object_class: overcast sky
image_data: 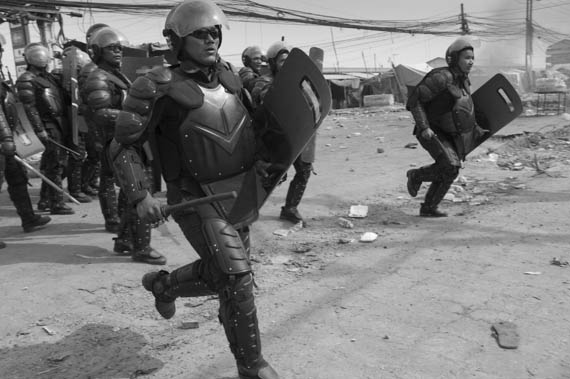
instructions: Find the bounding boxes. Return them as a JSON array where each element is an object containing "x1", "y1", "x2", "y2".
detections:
[{"x1": 1, "y1": 0, "x2": 569, "y2": 74}]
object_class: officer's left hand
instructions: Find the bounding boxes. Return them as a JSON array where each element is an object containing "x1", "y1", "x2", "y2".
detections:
[
  {"x1": 136, "y1": 192, "x2": 164, "y2": 223},
  {"x1": 0, "y1": 141, "x2": 16, "y2": 156},
  {"x1": 254, "y1": 160, "x2": 271, "y2": 178}
]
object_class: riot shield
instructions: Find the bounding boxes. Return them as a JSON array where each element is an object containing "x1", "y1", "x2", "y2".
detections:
[
  {"x1": 261, "y1": 47, "x2": 331, "y2": 186},
  {"x1": 13, "y1": 102, "x2": 45, "y2": 158},
  {"x1": 465, "y1": 73, "x2": 523, "y2": 155}
]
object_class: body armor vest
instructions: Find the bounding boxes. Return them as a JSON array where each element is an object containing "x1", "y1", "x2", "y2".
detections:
[{"x1": 158, "y1": 83, "x2": 255, "y2": 183}]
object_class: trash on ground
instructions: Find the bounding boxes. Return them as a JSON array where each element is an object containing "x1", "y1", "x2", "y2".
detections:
[
  {"x1": 404, "y1": 142, "x2": 417, "y2": 149},
  {"x1": 360, "y1": 232, "x2": 378, "y2": 242},
  {"x1": 349, "y1": 205, "x2": 368, "y2": 218},
  {"x1": 338, "y1": 238, "x2": 356, "y2": 244},
  {"x1": 550, "y1": 257, "x2": 569, "y2": 267},
  {"x1": 179, "y1": 321, "x2": 199, "y2": 329},
  {"x1": 523, "y1": 271, "x2": 542, "y2": 275},
  {"x1": 491, "y1": 321, "x2": 519, "y2": 349},
  {"x1": 42, "y1": 326, "x2": 56, "y2": 336},
  {"x1": 338, "y1": 217, "x2": 354, "y2": 229}
]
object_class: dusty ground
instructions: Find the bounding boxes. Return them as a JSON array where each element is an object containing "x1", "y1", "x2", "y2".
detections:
[{"x1": 1, "y1": 106, "x2": 570, "y2": 379}]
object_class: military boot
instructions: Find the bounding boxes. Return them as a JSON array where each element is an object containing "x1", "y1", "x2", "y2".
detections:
[
  {"x1": 238, "y1": 359, "x2": 280, "y2": 379},
  {"x1": 98, "y1": 179, "x2": 120, "y2": 232},
  {"x1": 130, "y1": 213, "x2": 166, "y2": 265},
  {"x1": 37, "y1": 181, "x2": 50, "y2": 212},
  {"x1": 67, "y1": 157, "x2": 92, "y2": 203},
  {"x1": 142, "y1": 270, "x2": 177, "y2": 319},
  {"x1": 9, "y1": 184, "x2": 52, "y2": 232},
  {"x1": 279, "y1": 206, "x2": 304, "y2": 224},
  {"x1": 406, "y1": 169, "x2": 422, "y2": 197},
  {"x1": 420, "y1": 180, "x2": 451, "y2": 218}
]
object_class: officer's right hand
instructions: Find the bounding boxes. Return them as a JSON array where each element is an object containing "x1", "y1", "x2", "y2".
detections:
[
  {"x1": 136, "y1": 192, "x2": 164, "y2": 223},
  {"x1": 0, "y1": 141, "x2": 16, "y2": 156},
  {"x1": 421, "y1": 128, "x2": 435, "y2": 139},
  {"x1": 37, "y1": 130, "x2": 49, "y2": 144}
]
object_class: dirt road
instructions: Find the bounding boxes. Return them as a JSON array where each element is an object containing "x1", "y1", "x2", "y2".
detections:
[{"x1": 1, "y1": 108, "x2": 569, "y2": 379}]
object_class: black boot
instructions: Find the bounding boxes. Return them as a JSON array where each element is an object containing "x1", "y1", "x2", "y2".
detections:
[
  {"x1": 129, "y1": 210, "x2": 166, "y2": 265},
  {"x1": 281, "y1": 161, "x2": 311, "y2": 224},
  {"x1": 420, "y1": 203, "x2": 448, "y2": 217},
  {"x1": 142, "y1": 264, "x2": 213, "y2": 319},
  {"x1": 98, "y1": 176, "x2": 120, "y2": 232},
  {"x1": 406, "y1": 169, "x2": 422, "y2": 197},
  {"x1": 23, "y1": 215, "x2": 52, "y2": 233},
  {"x1": 420, "y1": 178, "x2": 453, "y2": 218},
  {"x1": 142, "y1": 270, "x2": 177, "y2": 319},
  {"x1": 67, "y1": 156, "x2": 92, "y2": 203},
  {"x1": 51, "y1": 202, "x2": 75, "y2": 215},
  {"x1": 280, "y1": 206, "x2": 304, "y2": 224},
  {"x1": 37, "y1": 181, "x2": 50, "y2": 212},
  {"x1": 9, "y1": 184, "x2": 52, "y2": 232}
]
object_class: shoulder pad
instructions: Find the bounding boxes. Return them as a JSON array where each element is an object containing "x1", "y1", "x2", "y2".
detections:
[
  {"x1": 166, "y1": 68, "x2": 203, "y2": 109},
  {"x1": 83, "y1": 69, "x2": 111, "y2": 93},
  {"x1": 16, "y1": 71, "x2": 36, "y2": 84},
  {"x1": 417, "y1": 68, "x2": 453, "y2": 102},
  {"x1": 146, "y1": 66, "x2": 173, "y2": 85},
  {"x1": 79, "y1": 62, "x2": 98, "y2": 83},
  {"x1": 218, "y1": 63, "x2": 242, "y2": 94}
]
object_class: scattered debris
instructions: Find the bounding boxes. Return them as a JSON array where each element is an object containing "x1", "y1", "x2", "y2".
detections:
[
  {"x1": 338, "y1": 238, "x2": 356, "y2": 244},
  {"x1": 377, "y1": 147, "x2": 384, "y2": 153},
  {"x1": 524, "y1": 271, "x2": 542, "y2": 275},
  {"x1": 359, "y1": 232, "x2": 378, "y2": 242},
  {"x1": 292, "y1": 243, "x2": 313, "y2": 254},
  {"x1": 404, "y1": 142, "x2": 417, "y2": 149},
  {"x1": 348, "y1": 205, "x2": 368, "y2": 218},
  {"x1": 550, "y1": 257, "x2": 569, "y2": 267},
  {"x1": 491, "y1": 321, "x2": 519, "y2": 349},
  {"x1": 338, "y1": 217, "x2": 354, "y2": 229},
  {"x1": 179, "y1": 321, "x2": 200, "y2": 330},
  {"x1": 42, "y1": 326, "x2": 56, "y2": 336}
]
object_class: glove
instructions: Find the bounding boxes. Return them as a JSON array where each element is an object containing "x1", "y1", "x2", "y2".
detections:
[
  {"x1": 0, "y1": 141, "x2": 16, "y2": 156},
  {"x1": 135, "y1": 192, "x2": 164, "y2": 223},
  {"x1": 421, "y1": 128, "x2": 435, "y2": 140},
  {"x1": 254, "y1": 160, "x2": 272, "y2": 178}
]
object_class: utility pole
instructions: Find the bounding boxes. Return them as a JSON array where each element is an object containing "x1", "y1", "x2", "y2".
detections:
[
  {"x1": 525, "y1": 0, "x2": 534, "y2": 75},
  {"x1": 460, "y1": 4, "x2": 470, "y2": 34}
]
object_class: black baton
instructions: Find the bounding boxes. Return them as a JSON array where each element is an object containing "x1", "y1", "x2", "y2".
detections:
[{"x1": 161, "y1": 191, "x2": 237, "y2": 217}]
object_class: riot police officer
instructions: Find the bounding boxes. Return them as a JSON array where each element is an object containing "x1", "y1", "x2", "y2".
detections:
[
  {"x1": 251, "y1": 41, "x2": 315, "y2": 226},
  {"x1": 79, "y1": 23, "x2": 109, "y2": 197},
  {"x1": 406, "y1": 37, "x2": 485, "y2": 217},
  {"x1": 108, "y1": 1, "x2": 279, "y2": 377},
  {"x1": 239, "y1": 45, "x2": 264, "y2": 92},
  {"x1": 82, "y1": 27, "x2": 164, "y2": 262},
  {"x1": 1, "y1": 37, "x2": 51, "y2": 236},
  {"x1": 16, "y1": 43, "x2": 75, "y2": 215}
]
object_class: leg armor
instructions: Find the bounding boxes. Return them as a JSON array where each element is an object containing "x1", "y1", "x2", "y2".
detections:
[
  {"x1": 5, "y1": 156, "x2": 35, "y2": 225},
  {"x1": 98, "y1": 146, "x2": 120, "y2": 230},
  {"x1": 423, "y1": 164, "x2": 460, "y2": 210}
]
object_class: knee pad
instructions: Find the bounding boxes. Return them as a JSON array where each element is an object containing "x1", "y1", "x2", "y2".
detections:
[{"x1": 203, "y1": 218, "x2": 251, "y2": 275}]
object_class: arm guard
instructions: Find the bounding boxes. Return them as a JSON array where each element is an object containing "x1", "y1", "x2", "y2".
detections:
[
  {"x1": 83, "y1": 70, "x2": 120, "y2": 137},
  {"x1": 110, "y1": 67, "x2": 171, "y2": 203},
  {"x1": 108, "y1": 138, "x2": 150, "y2": 204},
  {"x1": 0, "y1": 108, "x2": 13, "y2": 142},
  {"x1": 16, "y1": 73, "x2": 46, "y2": 134}
]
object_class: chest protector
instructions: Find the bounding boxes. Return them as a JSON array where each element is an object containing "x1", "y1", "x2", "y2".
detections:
[{"x1": 168, "y1": 83, "x2": 255, "y2": 183}]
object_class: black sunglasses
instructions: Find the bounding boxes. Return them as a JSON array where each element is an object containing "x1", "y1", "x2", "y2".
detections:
[
  {"x1": 104, "y1": 44, "x2": 123, "y2": 53},
  {"x1": 189, "y1": 28, "x2": 220, "y2": 41}
]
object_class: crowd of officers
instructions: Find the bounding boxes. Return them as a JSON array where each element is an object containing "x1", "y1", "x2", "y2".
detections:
[
  {"x1": 0, "y1": 0, "x2": 479, "y2": 376},
  {"x1": 0, "y1": 21, "x2": 315, "y2": 257}
]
